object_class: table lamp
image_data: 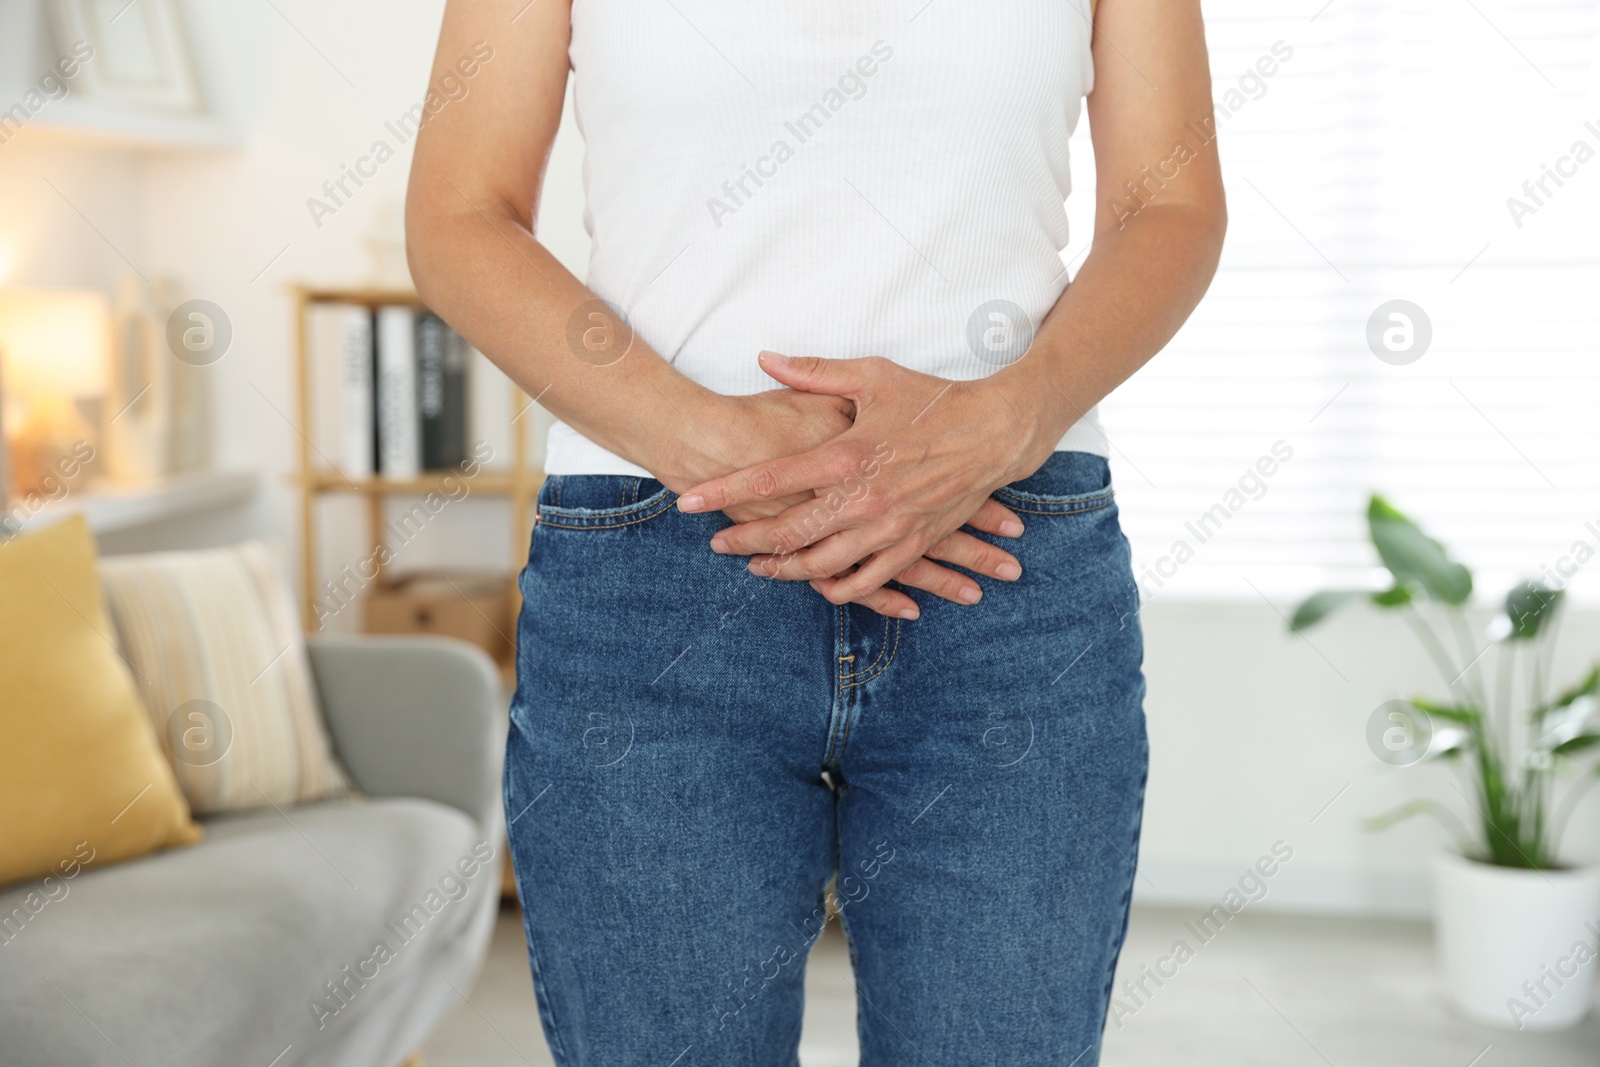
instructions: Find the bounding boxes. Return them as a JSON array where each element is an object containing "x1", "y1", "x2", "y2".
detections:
[{"x1": 0, "y1": 289, "x2": 109, "y2": 498}]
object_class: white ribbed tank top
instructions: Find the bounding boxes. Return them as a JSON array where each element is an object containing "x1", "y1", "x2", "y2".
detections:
[{"x1": 549, "y1": 1, "x2": 1104, "y2": 475}]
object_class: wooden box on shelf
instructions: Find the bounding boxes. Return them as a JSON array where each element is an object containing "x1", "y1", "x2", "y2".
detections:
[{"x1": 364, "y1": 570, "x2": 516, "y2": 667}]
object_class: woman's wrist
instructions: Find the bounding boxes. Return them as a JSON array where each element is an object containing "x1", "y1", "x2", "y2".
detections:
[
  {"x1": 971, "y1": 361, "x2": 1068, "y2": 485},
  {"x1": 631, "y1": 377, "x2": 741, "y2": 493}
]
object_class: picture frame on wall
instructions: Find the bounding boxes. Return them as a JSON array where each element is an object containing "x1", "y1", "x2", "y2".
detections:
[{"x1": 48, "y1": 0, "x2": 201, "y2": 113}]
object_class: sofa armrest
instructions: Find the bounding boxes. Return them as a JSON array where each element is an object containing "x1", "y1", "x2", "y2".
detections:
[{"x1": 307, "y1": 635, "x2": 505, "y2": 836}]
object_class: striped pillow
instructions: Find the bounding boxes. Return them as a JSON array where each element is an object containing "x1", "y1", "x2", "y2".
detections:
[{"x1": 99, "y1": 542, "x2": 350, "y2": 814}]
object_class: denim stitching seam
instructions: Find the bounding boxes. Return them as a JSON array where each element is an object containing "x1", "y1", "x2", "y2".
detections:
[
  {"x1": 824, "y1": 604, "x2": 850, "y2": 767},
  {"x1": 842, "y1": 617, "x2": 900, "y2": 690},
  {"x1": 990, "y1": 487, "x2": 1115, "y2": 516},
  {"x1": 1097, "y1": 758, "x2": 1149, "y2": 1031},
  {"x1": 521, "y1": 922, "x2": 573, "y2": 1066},
  {"x1": 535, "y1": 494, "x2": 677, "y2": 530},
  {"x1": 841, "y1": 616, "x2": 892, "y2": 679}
]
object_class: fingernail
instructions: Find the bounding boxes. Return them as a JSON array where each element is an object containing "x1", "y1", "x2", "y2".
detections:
[
  {"x1": 999, "y1": 520, "x2": 1025, "y2": 537},
  {"x1": 959, "y1": 586, "x2": 982, "y2": 604},
  {"x1": 899, "y1": 608, "x2": 919, "y2": 621},
  {"x1": 678, "y1": 494, "x2": 704, "y2": 512},
  {"x1": 758, "y1": 350, "x2": 788, "y2": 364},
  {"x1": 710, "y1": 537, "x2": 730, "y2": 554},
  {"x1": 997, "y1": 562, "x2": 1022, "y2": 581}
]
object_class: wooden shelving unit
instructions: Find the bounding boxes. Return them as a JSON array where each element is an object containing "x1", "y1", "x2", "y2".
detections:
[
  {"x1": 301, "y1": 471, "x2": 526, "y2": 494},
  {"x1": 290, "y1": 285, "x2": 540, "y2": 648}
]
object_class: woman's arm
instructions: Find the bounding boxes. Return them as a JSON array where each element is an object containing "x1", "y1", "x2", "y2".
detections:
[
  {"x1": 991, "y1": 0, "x2": 1227, "y2": 467},
  {"x1": 405, "y1": 0, "x2": 732, "y2": 485},
  {"x1": 680, "y1": 0, "x2": 1227, "y2": 604},
  {"x1": 406, "y1": 0, "x2": 1027, "y2": 617}
]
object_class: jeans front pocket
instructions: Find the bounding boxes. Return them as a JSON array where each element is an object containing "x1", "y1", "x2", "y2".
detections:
[
  {"x1": 533, "y1": 475, "x2": 678, "y2": 531},
  {"x1": 992, "y1": 451, "x2": 1114, "y2": 517}
]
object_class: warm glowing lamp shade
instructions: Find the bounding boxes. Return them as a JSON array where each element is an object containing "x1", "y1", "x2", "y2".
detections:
[
  {"x1": 0, "y1": 290, "x2": 111, "y2": 400},
  {"x1": 0, "y1": 289, "x2": 111, "y2": 499}
]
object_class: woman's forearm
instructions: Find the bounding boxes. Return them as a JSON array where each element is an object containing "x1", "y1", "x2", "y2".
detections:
[
  {"x1": 987, "y1": 0, "x2": 1224, "y2": 475},
  {"x1": 405, "y1": 197, "x2": 720, "y2": 487},
  {"x1": 990, "y1": 200, "x2": 1227, "y2": 477},
  {"x1": 402, "y1": 2, "x2": 726, "y2": 488}
]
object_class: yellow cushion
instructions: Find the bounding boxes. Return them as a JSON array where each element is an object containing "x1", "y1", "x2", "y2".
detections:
[{"x1": 0, "y1": 515, "x2": 200, "y2": 887}]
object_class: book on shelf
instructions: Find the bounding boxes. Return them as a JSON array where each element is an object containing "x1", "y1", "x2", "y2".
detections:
[
  {"x1": 307, "y1": 300, "x2": 476, "y2": 482},
  {"x1": 306, "y1": 303, "x2": 376, "y2": 479},
  {"x1": 376, "y1": 306, "x2": 420, "y2": 480},
  {"x1": 416, "y1": 311, "x2": 468, "y2": 471}
]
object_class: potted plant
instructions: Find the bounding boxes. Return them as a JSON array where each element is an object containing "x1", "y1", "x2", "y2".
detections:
[{"x1": 1292, "y1": 496, "x2": 1600, "y2": 1031}]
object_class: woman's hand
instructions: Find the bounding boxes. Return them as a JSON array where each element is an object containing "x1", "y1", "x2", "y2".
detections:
[
  {"x1": 686, "y1": 389, "x2": 855, "y2": 525},
  {"x1": 676, "y1": 352, "x2": 1057, "y2": 608},
  {"x1": 664, "y1": 384, "x2": 1028, "y2": 619}
]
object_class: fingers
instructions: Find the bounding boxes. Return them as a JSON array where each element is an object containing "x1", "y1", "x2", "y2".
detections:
[
  {"x1": 826, "y1": 581, "x2": 922, "y2": 622},
  {"x1": 710, "y1": 487, "x2": 876, "y2": 557},
  {"x1": 925, "y1": 530, "x2": 1022, "y2": 583},
  {"x1": 756, "y1": 351, "x2": 880, "y2": 396},
  {"x1": 683, "y1": 424, "x2": 893, "y2": 517},
  {"x1": 680, "y1": 446, "x2": 846, "y2": 515},
  {"x1": 727, "y1": 509, "x2": 1024, "y2": 605},
  {"x1": 758, "y1": 533, "x2": 1017, "y2": 607},
  {"x1": 746, "y1": 528, "x2": 884, "y2": 582},
  {"x1": 891, "y1": 557, "x2": 985, "y2": 605},
  {"x1": 964, "y1": 498, "x2": 1025, "y2": 539},
  {"x1": 713, "y1": 495, "x2": 857, "y2": 556},
  {"x1": 811, "y1": 541, "x2": 926, "y2": 606},
  {"x1": 700, "y1": 436, "x2": 1031, "y2": 608},
  {"x1": 722, "y1": 493, "x2": 815, "y2": 525}
]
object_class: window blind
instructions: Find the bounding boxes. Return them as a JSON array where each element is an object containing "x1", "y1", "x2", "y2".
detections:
[{"x1": 1067, "y1": 0, "x2": 1600, "y2": 603}]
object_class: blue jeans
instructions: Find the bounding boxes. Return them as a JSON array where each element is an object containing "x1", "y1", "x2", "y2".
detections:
[{"x1": 505, "y1": 451, "x2": 1148, "y2": 1066}]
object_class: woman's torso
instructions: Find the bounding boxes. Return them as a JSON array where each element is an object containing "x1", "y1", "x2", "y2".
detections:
[{"x1": 550, "y1": 0, "x2": 1103, "y2": 475}]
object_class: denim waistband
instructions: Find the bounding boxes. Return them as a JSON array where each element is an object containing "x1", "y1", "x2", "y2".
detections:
[{"x1": 537, "y1": 450, "x2": 1112, "y2": 517}]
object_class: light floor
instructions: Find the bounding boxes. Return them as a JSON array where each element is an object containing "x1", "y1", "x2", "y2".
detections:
[{"x1": 424, "y1": 904, "x2": 1600, "y2": 1066}]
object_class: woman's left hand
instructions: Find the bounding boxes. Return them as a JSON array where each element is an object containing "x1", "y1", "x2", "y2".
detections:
[{"x1": 677, "y1": 351, "x2": 1056, "y2": 605}]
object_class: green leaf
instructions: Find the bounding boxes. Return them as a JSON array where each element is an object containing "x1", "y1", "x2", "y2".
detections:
[
  {"x1": 1371, "y1": 585, "x2": 1415, "y2": 607},
  {"x1": 1504, "y1": 580, "x2": 1566, "y2": 641},
  {"x1": 1534, "y1": 666, "x2": 1600, "y2": 722},
  {"x1": 1367, "y1": 496, "x2": 1474, "y2": 605},
  {"x1": 1289, "y1": 590, "x2": 1363, "y2": 631},
  {"x1": 1554, "y1": 665, "x2": 1599, "y2": 706},
  {"x1": 1360, "y1": 799, "x2": 1478, "y2": 855},
  {"x1": 1410, "y1": 697, "x2": 1481, "y2": 725},
  {"x1": 1552, "y1": 734, "x2": 1600, "y2": 758}
]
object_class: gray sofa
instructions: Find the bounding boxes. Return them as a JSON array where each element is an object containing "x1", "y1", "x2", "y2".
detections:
[{"x1": 0, "y1": 635, "x2": 507, "y2": 1067}]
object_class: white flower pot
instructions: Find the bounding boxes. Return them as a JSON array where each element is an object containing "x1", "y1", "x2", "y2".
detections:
[{"x1": 1432, "y1": 852, "x2": 1600, "y2": 1031}]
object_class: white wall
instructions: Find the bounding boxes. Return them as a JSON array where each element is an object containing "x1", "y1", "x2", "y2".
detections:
[
  {"x1": 0, "y1": 143, "x2": 144, "y2": 291},
  {"x1": 4, "y1": 0, "x2": 585, "y2": 562},
  {"x1": 2, "y1": 0, "x2": 1595, "y2": 916},
  {"x1": 133, "y1": 0, "x2": 583, "y2": 576},
  {"x1": 1138, "y1": 601, "x2": 1600, "y2": 917}
]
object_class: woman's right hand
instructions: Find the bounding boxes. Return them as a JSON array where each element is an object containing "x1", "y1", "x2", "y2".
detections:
[
  {"x1": 661, "y1": 389, "x2": 1024, "y2": 620},
  {"x1": 707, "y1": 390, "x2": 854, "y2": 525}
]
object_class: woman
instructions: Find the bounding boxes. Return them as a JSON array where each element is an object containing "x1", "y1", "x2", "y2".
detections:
[{"x1": 407, "y1": 1, "x2": 1223, "y2": 1063}]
